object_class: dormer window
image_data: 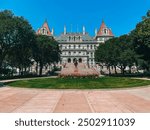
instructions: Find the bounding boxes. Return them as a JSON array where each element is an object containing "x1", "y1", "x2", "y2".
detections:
[
  {"x1": 69, "y1": 36, "x2": 71, "y2": 41},
  {"x1": 42, "y1": 28, "x2": 45, "y2": 34},
  {"x1": 37, "y1": 21, "x2": 53, "y2": 36},
  {"x1": 41, "y1": 28, "x2": 48, "y2": 35},
  {"x1": 103, "y1": 28, "x2": 108, "y2": 35}
]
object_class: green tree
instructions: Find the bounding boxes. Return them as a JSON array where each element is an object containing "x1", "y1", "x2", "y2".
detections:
[
  {"x1": 0, "y1": 10, "x2": 35, "y2": 76},
  {"x1": 116, "y1": 35, "x2": 137, "y2": 74},
  {"x1": 8, "y1": 16, "x2": 36, "y2": 75},
  {"x1": 95, "y1": 35, "x2": 138, "y2": 74},
  {"x1": 95, "y1": 38, "x2": 119, "y2": 74},
  {"x1": 0, "y1": 10, "x2": 16, "y2": 75},
  {"x1": 131, "y1": 10, "x2": 150, "y2": 71},
  {"x1": 33, "y1": 35, "x2": 60, "y2": 76}
]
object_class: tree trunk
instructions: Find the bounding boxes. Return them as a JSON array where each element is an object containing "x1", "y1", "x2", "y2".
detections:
[
  {"x1": 136, "y1": 65, "x2": 139, "y2": 73},
  {"x1": 25, "y1": 67, "x2": 27, "y2": 75},
  {"x1": 0, "y1": 67, "x2": 2, "y2": 76},
  {"x1": 121, "y1": 66, "x2": 125, "y2": 75},
  {"x1": 39, "y1": 63, "x2": 43, "y2": 76},
  {"x1": 129, "y1": 66, "x2": 132, "y2": 74},
  {"x1": 122, "y1": 66, "x2": 126, "y2": 75},
  {"x1": 19, "y1": 67, "x2": 21, "y2": 76},
  {"x1": 108, "y1": 66, "x2": 111, "y2": 75},
  {"x1": 0, "y1": 61, "x2": 3, "y2": 76},
  {"x1": 36, "y1": 62, "x2": 38, "y2": 75},
  {"x1": 114, "y1": 66, "x2": 117, "y2": 74},
  {"x1": 21, "y1": 67, "x2": 23, "y2": 76}
]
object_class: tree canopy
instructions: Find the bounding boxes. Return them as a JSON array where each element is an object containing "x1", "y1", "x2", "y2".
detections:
[
  {"x1": 95, "y1": 10, "x2": 150, "y2": 74},
  {"x1": 33, "y1": 35, "x2": 60, "y2": 75},
  {"x1": 131, "y1": 10, "x2": 150, "y2": 71},
  {"x1": 95, "y1": 35, "x2": 138, "y2": 74},
  {"x1": 0, "y1": 10, "x2": 36, "y2": 75},
  {"x1": 0, "y1": 10, "x2": 60, "y2": 76}
]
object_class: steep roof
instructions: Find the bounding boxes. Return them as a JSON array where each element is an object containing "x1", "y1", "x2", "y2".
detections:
[
  {"x1": 37, "y1": 20, "x2": 51, "y2": 36},
  {"x1": 55, "y1": 33, "x2": 95, "y2": 42},
  {"x1": 43, "y1": 20, "x2": 51, "y2": 35},
  {"x1": 97, "y1": 20, "x2": 114, "y2": 36}
]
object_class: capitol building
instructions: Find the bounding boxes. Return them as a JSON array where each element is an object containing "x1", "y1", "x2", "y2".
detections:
[{"x1": 37, "y1": 20, "x2": 114, "y2": 67}]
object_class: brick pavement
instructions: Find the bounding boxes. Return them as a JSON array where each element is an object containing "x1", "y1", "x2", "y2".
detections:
[{"x1": 0, "y1": 86, "x2": 150, "y2": 113}]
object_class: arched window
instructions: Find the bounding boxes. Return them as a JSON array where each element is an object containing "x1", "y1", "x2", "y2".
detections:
[
  {"x1": 87, "y1": 45, "x2": 89, "y2": 49},
  {"x1": 69, "y1": 51, "x2": 71, "y2": 55},
  {"x1": 69, "y1": 45, "x2": 71, "y2": 49},
  {"x1": 91, "y1": 45, "x2": 92, "y2": 49},
  {"x1": 79, "y1": 58, "x2": 82, "y2": 63},
  {"x1": 68, "y1": 58, "x2": 71, "y2": 63},
  {"x1": 41, "y1": 28, "x2": 48, "y2": 35}
]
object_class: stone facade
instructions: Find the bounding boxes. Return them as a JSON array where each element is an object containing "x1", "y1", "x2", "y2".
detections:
[
  {"x1": 37, "y1": 20, "x2": 114, "y2": 67},
  {"x1": 56, "y1": 32, "x2": 98, "y2": 67}
]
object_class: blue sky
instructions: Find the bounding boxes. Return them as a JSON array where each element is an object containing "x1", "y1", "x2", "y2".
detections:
[{"x1": 0, "y1": 0, "x2": 150, "y2": 36}]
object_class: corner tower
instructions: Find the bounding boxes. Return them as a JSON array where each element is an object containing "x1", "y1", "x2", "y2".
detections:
[
  {"x1": 37, "y1": 20, "x2": 53, "y2": 36},
  {"x1": 95, "y1": 20, "x2": 114, "y2": 43}
]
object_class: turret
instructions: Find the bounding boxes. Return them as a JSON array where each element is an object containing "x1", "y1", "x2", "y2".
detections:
[
  {"x1": 95, "y1": 28, "x2": 97, "y2": 37},
  {"x1": 36, "y1": 20, "x2": 52, "y2": 36},
  {"x1": 51, "y1": 28, "x2": 54, "y2": 35},
  {"x1": 95, "y1": 20, "x2": 114, "y2": 43},
  {"x1": 83, "y1": 26, "x2": 85, "y2": 35},
  {"x1": 64, "y1": 25, "x2": 66, "y2": 35}
]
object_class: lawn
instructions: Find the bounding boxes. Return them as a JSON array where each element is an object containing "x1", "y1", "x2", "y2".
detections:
[{"x1": 7, "y1": 77, "x2": 150, "y2": 89}]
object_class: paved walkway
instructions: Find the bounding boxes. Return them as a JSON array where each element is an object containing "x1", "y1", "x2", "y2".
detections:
[
  {"x1": 0, "y1": 86, "x2": 150, "y2": 113},
  {"x1": 0, "y1": 76, "x2": 57, "y2": 83}
]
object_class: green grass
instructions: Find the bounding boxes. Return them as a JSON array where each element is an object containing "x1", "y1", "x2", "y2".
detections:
[{"x1": 7, "y1": 77, "x2": 150, "y2": 89}]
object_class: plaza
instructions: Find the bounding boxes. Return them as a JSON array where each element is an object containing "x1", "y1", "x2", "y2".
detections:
[{"x1": 0, "y1": 83, "x2": 150, "y2": 113}]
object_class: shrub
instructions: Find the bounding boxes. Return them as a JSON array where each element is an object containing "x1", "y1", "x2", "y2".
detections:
[{"x1": 0, "y1": 82, "x2": 4, "y2": 87}]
